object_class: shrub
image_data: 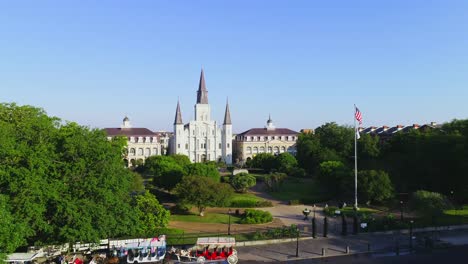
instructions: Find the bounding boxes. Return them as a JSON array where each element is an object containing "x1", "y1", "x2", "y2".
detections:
[
  {"x1": 288, "y1": 200, "x2": 300, "y2": 205},
  {"x1": 230, "y1": 199, "x2": 257, "y2": 208},
  {"x1": 256, "y1": 200, "x2": 273, "y2": 207},
  {"x1": 289, "y1": 167, "x2": 306, "y2": 178},
  {"x1": 246, "y1": 225, "x2": 298, "y2": 240},
  {"x1": 240, "y1": 209, "x2": 273, "y2": 224},
  {"x1": 264, "y1": 172, "x2": 287, "y2": 192},
  {"x1": 323, "y1": 206, "x2": 339, "y2": 217},
  {"x1": 229, "y1": 199, "x2": 273, "y2": 208},
  {"x1": 361, "y1": 213, "x2": 408, "y2": 232},
  {"x1": 220, "y1": 176, "x2": 231, "y2": 183},
  {"x1": 230, "y1": 173, "x2": 256, "y2": 193},
  {"x1": 410, "y1": 190, "x2": 452, "y2": 217}
]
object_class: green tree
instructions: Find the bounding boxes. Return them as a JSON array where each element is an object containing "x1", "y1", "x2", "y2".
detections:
[
  {"x1": 174, "y1": 176, "x2": 233, "y2": 216},
  {"x1": 358, "y1": 170, "x2": 394, "y2": 204},
  {"x1": 296, "y1": 133, "x2": 322, "y2": 175},
  {"x1": 315, "y1": 122, "x2": 354, "y2": 160},
  {"x1": 186, "y1": 163, "x2": 220, "y2": 182},
  {"x1": 144, "y1": 155, "x2": 186, "y2": 190},
  {"x1": 275, "y1": 152, "x2": 298, "y2": 173},
  {"x1": 134, "y1": 191, "x2": 170, "y2": 237},
  {"x1": 317, "y1": 161, "x2": 352, "y2": 197},
  {"x1": 0, "y1": 195, "x2": 26, "y2": 254},
  {"x1": 250, "y1": 153, "x2": 276, "y2": 172},
  {"x1": 230, "y1": 173, "x2": 256, "y2": 193},
  {"x1": 0, "y1": 103, "x2": 155, "y2": 249},
  {"x1": 170, "y1": 154, "x2": 191, "y2": 167}
]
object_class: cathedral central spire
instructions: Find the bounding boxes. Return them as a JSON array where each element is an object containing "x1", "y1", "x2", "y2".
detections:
[{"x1": 196, "y1": 68, "x2": 209, "y2": 104}]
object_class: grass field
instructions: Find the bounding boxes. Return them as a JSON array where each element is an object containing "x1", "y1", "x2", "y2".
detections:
[
  {"x1": 170, "y1": 212, "x2": 242, "y2": 224},
  {"x1": 267, "y1": 177, "x2": 329, "y2": 203},
  {"x1": 444, "y1": 205, "x2": 468, "y2": 216}
]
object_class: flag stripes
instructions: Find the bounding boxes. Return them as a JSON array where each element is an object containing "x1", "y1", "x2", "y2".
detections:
[{"x1": 355, "y1": 106, "x2": 362, "y2": 125}]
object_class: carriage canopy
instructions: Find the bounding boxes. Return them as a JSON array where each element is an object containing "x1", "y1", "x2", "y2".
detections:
[{"x1": 196, "y1": 237, "x2": 235, "y2": 248}]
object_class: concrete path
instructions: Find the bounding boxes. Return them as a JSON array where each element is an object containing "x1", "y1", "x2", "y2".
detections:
[{"x1": 237, "y1": 228, "x2": 468, "y2": 262}]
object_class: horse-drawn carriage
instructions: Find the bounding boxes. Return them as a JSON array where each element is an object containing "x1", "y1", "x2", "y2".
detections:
[
  {"x1": 124, "y1": 235, "x2": 166, "y2": 264},
  {"x1": 168, "y1": 237, "x2": 238, "y2": 264}
]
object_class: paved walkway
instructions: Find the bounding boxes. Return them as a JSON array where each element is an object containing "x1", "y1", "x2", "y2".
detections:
[{"x1": 237, "y1": 228, "x2": 468, "y2": 262}]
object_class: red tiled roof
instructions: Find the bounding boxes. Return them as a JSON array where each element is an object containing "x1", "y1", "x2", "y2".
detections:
[
  {"x1": 104, "y1": 128, "x2": 157, "y2": 137},
  {"x1": 237, "y1": 128, "x2": 299, "y2": 136}
]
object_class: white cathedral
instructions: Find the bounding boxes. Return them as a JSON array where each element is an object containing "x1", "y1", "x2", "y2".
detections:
[{"x1": 171, "y1": 69, "x2": 233, "y2": 164}]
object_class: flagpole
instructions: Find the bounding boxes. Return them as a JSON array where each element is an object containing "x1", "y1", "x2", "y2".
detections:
[{"x1": 354, "y1": 104, "x2": 358, "y2": 209}]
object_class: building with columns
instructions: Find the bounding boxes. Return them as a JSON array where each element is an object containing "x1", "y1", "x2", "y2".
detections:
[
  {"x1": 234, "y1": 116, "x2": 299, "y2": 163},
  {"x1": 104, "y1": 117, "x2": 171, "y2": 167},
  {"x1": 171, "y1": 69, "x2": 233, "y2": 164}
]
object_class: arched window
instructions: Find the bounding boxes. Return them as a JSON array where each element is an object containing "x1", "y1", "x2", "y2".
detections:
[
  {"x1": 268, "y1": 147, "x2": 272, "y2": 153},
  {"x1": 130, "y1": 148, "x2": 136, "y2": 156},
  {"x1": 247, "y1": 147, "x2": 252, "y2": 154},
  {"x1": 138, "y1": 148, "x2": 143, "y2": 155},
  {"x1": 153, "y1": 148, "x2": 158, "y2": 155},
  {"x1": 253, "y1": 147, "x2": 258, "y2": 153},
  {"x1": 145, "y1": 148, "x2": 151, "y2": 156},
  {"x1": 281, "y1": 146, "x2": 286, "y2": 153},
  {"x1": 260, "y1": 146, "x2": 265, "y2": 153},
  {"x1": 273, "y1": 146, "x2": 279, "y2": 154}
]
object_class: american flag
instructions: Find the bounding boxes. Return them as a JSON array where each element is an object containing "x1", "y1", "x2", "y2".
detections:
[{"x1": 355, "y1": 106, "x2": 362, "y2": 125}]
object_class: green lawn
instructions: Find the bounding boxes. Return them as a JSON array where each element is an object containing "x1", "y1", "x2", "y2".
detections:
[
  {"x1": 444, "y1": 205, "x2": 468, "y2": 216},
  {"x1": 267, "y1": 178, "x2": 329, "y2": 203},
  {"x1": 170, "y1": 212, "x2": 242, "y2": 224}
]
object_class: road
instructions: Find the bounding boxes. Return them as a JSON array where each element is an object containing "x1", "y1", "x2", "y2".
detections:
[
  {"x1": 237, "y1": 229, "x2": 468, "y2": 262},
  {"x1": 242, "y1": 245, "x2": 468, "y2": 263}
]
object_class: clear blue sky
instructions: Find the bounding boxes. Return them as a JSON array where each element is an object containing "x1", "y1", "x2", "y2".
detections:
[{"x1": 1, "y1": 0, "x2": 467, "y2": 132}]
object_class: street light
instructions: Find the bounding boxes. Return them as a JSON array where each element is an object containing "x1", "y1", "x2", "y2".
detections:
[
  {"x1": 400, "y1": 201, "x2": 404, "y2": 221},
  {"x1": 409, "y1": 220, "x2": 414, "y2": 251},
  {"x1": 312, "y1": 204, "x2": 316, "y2": 238},
  {"x1": 228, "y1": 209, "x2": 232, "y2": 235}
]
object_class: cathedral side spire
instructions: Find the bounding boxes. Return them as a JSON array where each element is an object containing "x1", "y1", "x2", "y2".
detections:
[
  {"x1": 223, "y1": 98, "x2": 232, "y2": 125},
  {"x1": 196, "y1": 68, "x2": 209, "y2": 104},
  {"x1": 174, "y1": 100, "x2": 183, "y2": 125}
]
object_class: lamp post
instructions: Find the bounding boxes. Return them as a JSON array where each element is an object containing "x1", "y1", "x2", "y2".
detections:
[
  {"x1": 400, "y1": 201, "x2": 404, "y2": 221},
  {"x1": 409, "y1": 220, "x2": 414, "y2": 251},
  {"x1": 450, "y1": 190, "x2": 455, "y2": 214},
  {"x1": 312, "y1": 204, "x2": 316, "y2": 238},
  {"x1": 228, "y1": 209, "x2": 232, "y2": 235},
  {"x1": 295, "y1": 227, "x2": 299, "y2": 257}
]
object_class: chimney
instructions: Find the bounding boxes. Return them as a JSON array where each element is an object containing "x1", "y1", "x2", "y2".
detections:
[
  {"x1": 413, "y1": 124, "x2": 420, "y2": 129},
  {"x1": 371, "y1": 126, "x2": 377, "y2": 131},
  {"x1": 383, "y1": 126, "x2": 389, "y2": 131}
]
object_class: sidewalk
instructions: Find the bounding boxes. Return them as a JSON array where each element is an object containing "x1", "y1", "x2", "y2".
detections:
[{"x1": 237, "y1": 228, "x2": 468, "y2": 262}]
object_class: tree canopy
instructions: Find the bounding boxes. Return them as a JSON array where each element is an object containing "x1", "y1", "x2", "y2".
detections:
[
  {"x1": 0, "y1": 103, "x2": 169, "y2": 252},
  {"x1": 295, "y1": 119, "x2": 468, "y2": 203},
  {"x1": 230, "y1": 173, "x2": 256, "y2": 193},
  {"x1": 174, "y1": 176, "x2": 233, "y2": 215}
]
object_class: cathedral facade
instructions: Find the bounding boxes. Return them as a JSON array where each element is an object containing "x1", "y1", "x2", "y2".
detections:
[{"x1": 171, "y1": 69, "x2": 233, "y2": 164}]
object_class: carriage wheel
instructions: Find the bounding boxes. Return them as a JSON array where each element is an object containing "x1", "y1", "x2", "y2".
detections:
[{"x1": 227, "y1": 254, "x2": 238, "y2": 264}]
